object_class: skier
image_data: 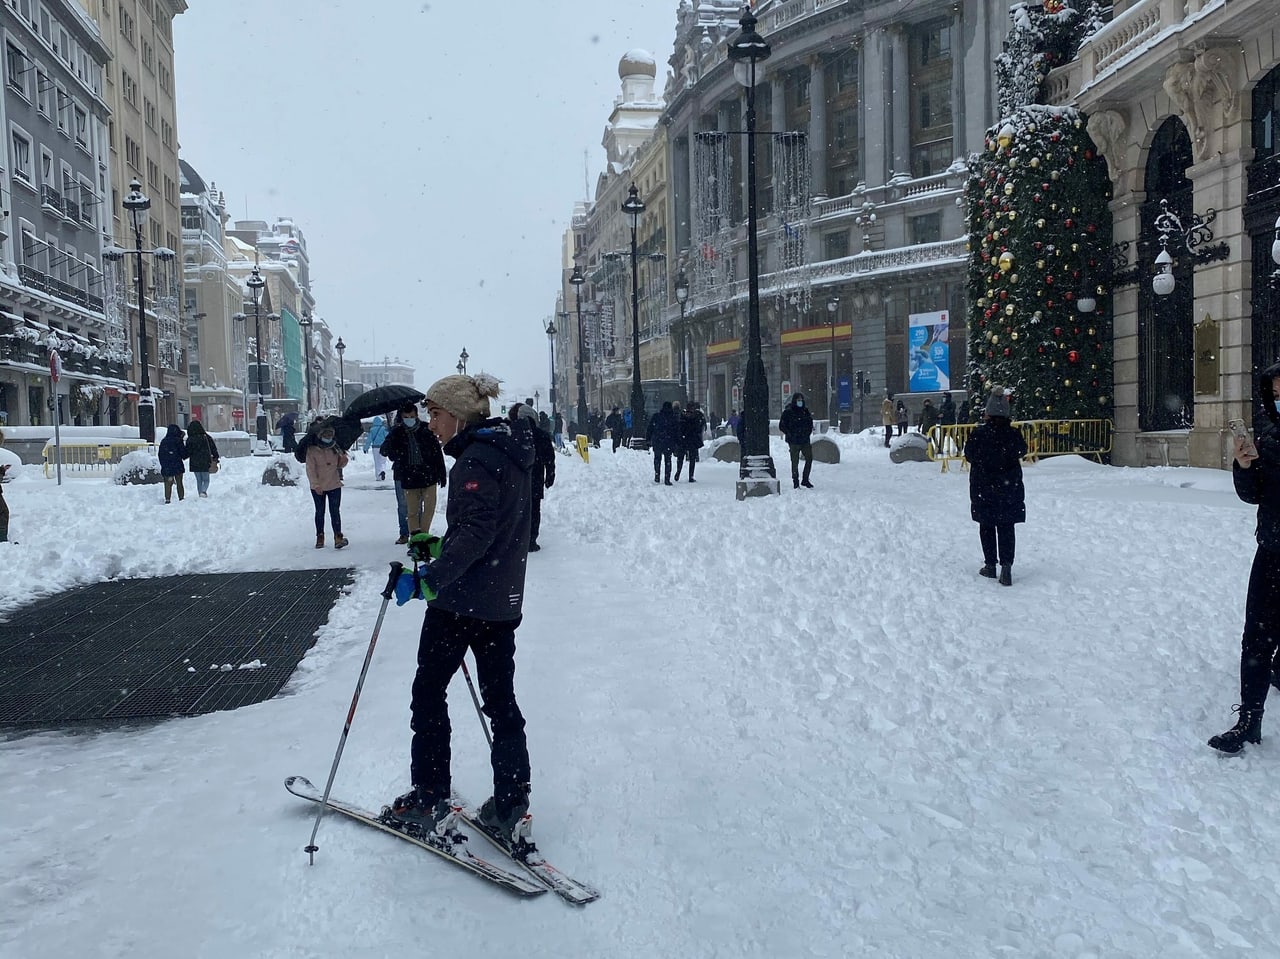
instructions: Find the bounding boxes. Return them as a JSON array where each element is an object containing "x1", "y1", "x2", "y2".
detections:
[
  {"x1": 779, "y1": 392, "x2": 815, "y2": 489},
  {"x1": 963, "y1": 389, "x2": 1026, "y2": 586},
  {"x1": 1209, "y1": 361, "x2": 1280, "y2": 753},
  {"x1": 386, "y1": 371, "x2": 537, "y2": 844}
]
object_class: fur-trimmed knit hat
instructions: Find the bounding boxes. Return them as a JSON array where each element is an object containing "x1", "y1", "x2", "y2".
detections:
[
  {"x1": 425, "y1": 372, "x2": 502, "y2": 424},
  {"x1": 985, "y1": 388, "x2": 1011, "y2": 419}
]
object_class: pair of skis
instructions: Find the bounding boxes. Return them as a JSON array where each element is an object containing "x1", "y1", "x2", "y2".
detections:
[{"x1": 285, "y1": 776, "x2": 598, "y2": 905}]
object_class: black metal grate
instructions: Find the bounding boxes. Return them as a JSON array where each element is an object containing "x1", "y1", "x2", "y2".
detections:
[{"x1": 0, "y1": 569, "x2": 354, "y2": 727}]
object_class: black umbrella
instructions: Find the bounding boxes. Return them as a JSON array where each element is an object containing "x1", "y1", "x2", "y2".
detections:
[
  {"x1": 344, "y1": 384, "x2": 426, "y2": 421},
  {"x1": 301, "y1": 413, "x2": 363, "y2": 452}
]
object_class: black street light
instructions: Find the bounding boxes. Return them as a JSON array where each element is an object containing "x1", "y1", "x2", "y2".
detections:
[
  {"x1": 458, "y1": 346, "x2": 469, "y2": 375},
  {"x1": 103, "y1": 178, "x2": 176, "y2": 442},
  {"x1": 827, "y1": 297, "x2": 840, "y2": 428},
  {"x1": 299, "y1": 310, "x2": 315, "y2": 416},
  {"x1": 335, "y1": 337, "x2": 346, "y2": 408},
  {"x1": 569, "y1": 265, "x2": 589, "y2": 437},
  {"x1": 622, "y1": 184, "x2": 646, "y2": 435},
  {"x1": 543, "y1": 315, "x2": 558, "y2": 422},
  {"x1": 674, "y1": 270, "x2": 690, "y2": 395},
  {"x1": 231, "y1": 263, "x2": 278, "y2": 447},
  {"x1": 728, "y1": 5, "x2": 775, "y2": 493}
]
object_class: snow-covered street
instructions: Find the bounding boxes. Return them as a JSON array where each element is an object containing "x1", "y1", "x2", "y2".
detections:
[{"x1": 2, "y1": 434, "x2": 1277, "y2": 958}]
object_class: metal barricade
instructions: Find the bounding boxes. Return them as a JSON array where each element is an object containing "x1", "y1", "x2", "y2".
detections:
[
  {"x1": 933, "y1": 419, "x2": 1113, "y2": 472},
  {"x1": 43, "y1": 440, "x2": 152, "y2": 477}
]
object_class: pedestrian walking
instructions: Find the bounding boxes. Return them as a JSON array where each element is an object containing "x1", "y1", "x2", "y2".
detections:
[
  {"x1": 553, "y1": 411, "x2": 566, "y2": 451},
  {"x1": 646, "y1": 400, "x2": 680, "y2": 484},
  {"x1": 675, "y1": 401, "x2": 706, "y2": 482},
  {"x1": 963, "y1": 389, "x2": 1026, "y2": 586},
  {"x1": 380, "y1": 401, "x2": 447, "y2": 538},
  {"x1": 158, "y1": 423, "x2": 187, "y2": 503},
  {"x1": 183, "y1": 419, "x2": 220, "y2": 498},
  {"x1": 896, "y1": 399, "x2": 908, "y2": 436},
  {"x1": 305, "y1": 422, "x2": 349, "y2": 549},
  {"x1": 277, "y1": 411, "x2": 298, "y2": 453},
  {"x1": 779, "y1": 392, "x2": 815, "y2": 489},
  {"x1": 365, "y1": 414, "x2": 391, "y2": 481},
  {"x1": 0, "y1": 427, "x2": 10, "y2": 543},
  {"x1": 1208, "y1": 361, "x2": 1280, "y2": 753},
  {"x1": 881, "y1": 394, "x2": 895, "y2": 448},
  {"x1": 385, "y1": 371, "x2": 538, "y2": 846},
  {"x1": 509, "y1": 403, "x2": 555, "y2": 551},
  {"x1": 605, "y1": 407, "x2": 625, "y2": 453}
]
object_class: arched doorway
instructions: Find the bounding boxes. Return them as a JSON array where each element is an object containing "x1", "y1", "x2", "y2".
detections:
[
  {"x1": 1137, "y1": 118, "x2": 1195, "y2": 431},
  {"x1": 1246, "y1": 63, "x2": 1280, "y2": 428}
]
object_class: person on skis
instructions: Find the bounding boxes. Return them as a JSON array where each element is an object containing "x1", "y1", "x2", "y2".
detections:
[{"x1": 385, "y1": 371, "x2": 537, "y2": 845}]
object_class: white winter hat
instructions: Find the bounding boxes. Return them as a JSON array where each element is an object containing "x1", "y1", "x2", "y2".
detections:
[{"x1": 425, "y1": 372, "x2": 502, "y2": 424}]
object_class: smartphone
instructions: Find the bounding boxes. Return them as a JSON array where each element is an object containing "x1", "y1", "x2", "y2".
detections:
[{"x1": 1229, "y1": 418, "x2": 1258, "y2": 459}]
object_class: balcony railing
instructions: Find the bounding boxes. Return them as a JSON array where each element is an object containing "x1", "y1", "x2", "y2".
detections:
[
  {"x1": 18, "y1": 263, "x2": 104, "y2": 313},
  {"x1": 40, "y1": 185, "x2": 62, "y2": 212},
  {"x1": 62, "y1": 197, "x2": 80, "y2": 222}
]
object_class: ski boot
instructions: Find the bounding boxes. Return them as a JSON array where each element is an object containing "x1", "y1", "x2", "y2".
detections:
[
  {"x1": 383, "y1": 787, "x2": 464, "y2": 844},
  {"x1": 476, "y1": 796, "x2": 534, "y2": 857}
]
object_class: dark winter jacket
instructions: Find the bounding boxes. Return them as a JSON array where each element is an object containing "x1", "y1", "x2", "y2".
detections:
[
  {"x1": 964, "y1": 418, "x2": 1027, "y2": 525},
  {"x1": 421, "y1": 419, "x2": 535, "y2": 622},
  {"x1": 646, "y1": 404, "x2": 681, "y2": 453},
  {"x1": 605, "y1": 410, "x2": 625, "y2": 436},
  {"x1": 1233, "y1": 360, "x2": 1280, "y2": 553},
  {"x1": 184, "y1": 422, "x2": 219, "y2": 472},
  {"x1": 940, "y1": 396, "x2": 957, "y2": 425},
  {"x1": 379, "y1": 421, "x2": 447, "y2": 490},
  {"x1": 919, "y1": 402, "x2": 939, "y2": 432},
  {"x1": 510, "y1": 406, "x2": 556, "y2": 499},
  {"x1": 778, "y1": 395, "x2": 814, "y2": 446},
  {"x1": 157, "y1": 424, "x2": 187, "y2": 476},
  {"x1": 679, "y1": 407, "x2": 706, "y2": 452}
]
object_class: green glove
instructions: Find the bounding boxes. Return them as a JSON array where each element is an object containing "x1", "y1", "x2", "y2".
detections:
[{"x1": 407, "y1": 533, "x2": 443, "y2": 563}]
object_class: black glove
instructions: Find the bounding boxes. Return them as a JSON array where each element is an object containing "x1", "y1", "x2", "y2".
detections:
[{"x1": 544, "y1": 473, "x2": 555, "y2": 489}]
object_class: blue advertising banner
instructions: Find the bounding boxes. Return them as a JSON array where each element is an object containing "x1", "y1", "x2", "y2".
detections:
[
  {"x1": 908, "y1": 310, "x2": 950, "y2": 392},
  {"x1": 837, "y1": 375, "x2": 852, "y2": 411}
]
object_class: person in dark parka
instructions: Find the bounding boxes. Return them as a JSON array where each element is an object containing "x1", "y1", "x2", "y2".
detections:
[
  {"x1": 1208, "y1": 360, "x2": 1280, "y2": 753},
  {"x1": 675, "y1": 401, "x2": 706, "y2": 482},
  {"x1": 157, "y1": 423, "x2": 187, "y2": 503},
  {"x1": 605, "y1": 407, "x2": 625, "y2": 453},
  {"x1": 963, "y1": 389, "x2": 1026, "y2": 586},
  {"x1": 646, "y1": 401, "x2": 680, "y2": 485},
  {"x1": 379, "y1": 401, "x2": 447, "y2": 535},
  {"x1": 509, "y1": 402, "x2": 555, "y2": 551},
  {"x1": 778, "y1": 392, "x2": 815, "y2": 489},
  {"x1": 183, "y1": 419, "x2": 220, "y2": 498}
]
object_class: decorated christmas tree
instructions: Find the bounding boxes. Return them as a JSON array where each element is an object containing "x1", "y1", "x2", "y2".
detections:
[{"x1": 966, "y1": 0, "x2": 1113, "y2": 419}]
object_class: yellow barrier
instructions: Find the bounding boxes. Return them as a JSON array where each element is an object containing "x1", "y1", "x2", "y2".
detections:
[
  {"x1": 43, "y1": 439, "x2": 152, "y2": 477},
  {"x1": 575, "y1": 434, "x2": 590, "y2": 463},
  {"x1": 933, "y1": 419, "x2": 1113, "y2": 472}
]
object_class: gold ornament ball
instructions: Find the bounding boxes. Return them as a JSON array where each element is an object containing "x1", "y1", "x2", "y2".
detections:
[
  {"x1": 1064, "y1": 379, "x2": 1072, "y2": 387},
  {"x1": 1011, "y1": 331, "x2": 1019, "y2": 341},
  {"x1": 1004, "y1": 183, "x2": 1015, "y2": 196},
  {"x1": 1010, "y1": 273, "x2": 1019, "y2": 283},
  {"x1": 1030, "y1": 157, "x2": 1040, "y2": 168},
  {"x1": 1036, "y1": 218, "x2": 1046, "y2": 229},
  {"x1": 1036, "y1": 259, "x2": 1046, "y2": 270},
  {"x1": 998, "y1": 251, "x2": 1015, "y2": 272},
  {"x1": 1005, "y1": 304, "x2": 1015, "y2": 316},
  {"x1": 1008, "y1": 210, "x2": 1017, "y2": 220}
]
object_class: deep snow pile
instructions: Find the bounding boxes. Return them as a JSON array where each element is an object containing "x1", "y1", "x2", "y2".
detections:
[{"x1": 1, "y1": 432, "x2": 1278, "y2": 958}]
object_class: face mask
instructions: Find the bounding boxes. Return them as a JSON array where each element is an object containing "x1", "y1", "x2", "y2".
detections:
[
  {"x1": 403, "y1": 417, "x2": 418, "y2": 428},
  {"x1": 319, "y1": 435, "x2": 335, "y2": 446},
  {"x1": 795, "y1": 399, "x2": 804, "y2": 408}
]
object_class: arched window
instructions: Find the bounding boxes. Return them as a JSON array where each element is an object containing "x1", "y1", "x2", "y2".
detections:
[{"x1": 1137, "y1": 118, "x2": 1194, "y2": 431}]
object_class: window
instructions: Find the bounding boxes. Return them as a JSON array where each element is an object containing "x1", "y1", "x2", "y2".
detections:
[
  {"x1": 38, "y1": 4, "x2": 50, "y2": 41},
  {"x1": 163, "y1": 175, "x2": 175, "y2": 205},
  {"x1": 158, "y1": 62, "x2": 171, "y2": 94},
  {"x1": 121, "y1": 71, "x2": 137, "y2": 108},
  {"x1": 39, "y1": 147, "x2": 52, "y2": 186},
  {"x1": 909, "y1": 212, "x2": 942, "y2": 245},
  {"x1": 55, "y1": 87, "x2": 68, "y2": 134},
  {"x1": 147, "y1": 158, "x2": 158, "y2": 188},
  {"x1": 124, "y1": 135, "x2": 141, "y2": 170},
  {"x1": 7, "y1": 43, "x2": 28, "y2": 99},
  {"x1": 142, "y1": 40, "x2": 154, "y2": 73},
  {"x1": 160, "y1": 118, "x2": 173, "y2": 149},
  {"x1": 118, "y1": 4, "x2": 134, "y2": 45},
  {"x1": 143, "y1": 98, "x2": 157, "y2": 130},
  {"x1": 78, "y1": 177, "x2": 94, "y2": 226},
  {"x1": 823, "y1": 231, "x2": 850, "y2": 261},
  {"x1": 57, "y1": 29, "x2": 70, "y2": 66},
  {"x1": 11, "y1": 130, "x2": 32, "y2": 183},
  {"x1": 35, "y1": 69, "x2": 50, "y2": 116},
  {"x1": 909, "y1": 19, "x2": 954, "y2": 177},
  {"x1": 73, "y1": 106, "x2": 88, "y2": 148}
]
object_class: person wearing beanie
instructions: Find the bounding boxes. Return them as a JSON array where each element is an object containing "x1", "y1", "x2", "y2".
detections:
[
  {"x1": 385, "y1": 371, "x2": 540, "y2": 847},
  {"x1": 963, "y1": 388, "x2": 1026, "y2": 585}
]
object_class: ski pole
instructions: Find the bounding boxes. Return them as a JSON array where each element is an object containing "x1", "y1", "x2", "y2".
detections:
[
  {"x1": 459, "y1": 654, "x2": 492, "y2": 748},
  {"x1": 304, "y1": 561, "x2": 404, "y2": 865}
]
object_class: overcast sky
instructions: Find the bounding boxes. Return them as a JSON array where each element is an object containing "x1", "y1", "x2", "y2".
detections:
[{"x1": 173, "y1": 1, "x2": 679, "y2": 399}]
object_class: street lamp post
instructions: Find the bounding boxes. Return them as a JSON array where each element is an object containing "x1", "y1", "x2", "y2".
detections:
[
  {"x1": 674, "y1": 271, "x2": 690, "y2": 397},
  {"x1": 622, "y1": 184, "x2": 646, "y2": 435},
  {"x1": 569, "y1": 265, "x2": 588, "y2": 437},
  {"x1": 543, "y1": 315, "x2": 558, "y2": 423},
  {"x1": 335, "y1": 337, "x2": 346, "y2": 408},
  {"x1": 458, "y1": 347, "x2": 469, "y2": 375},
  {"x1": 827, "y1": 297, "x2": 840, "y2": 429},
  {"x1": 104, "y1": 179, "x2": 176, "y2": 442},
  {"x1": 299, "y1": 310, "x2": 315, "y2": 417},
  {"x1": 238, "y1": 265, "x2": 276, "y2": 446},
  {"x1": 728, "y1": 5, "x2": 775, "y2": 494}
]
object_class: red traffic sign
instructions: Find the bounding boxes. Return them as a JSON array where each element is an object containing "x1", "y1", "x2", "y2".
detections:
[{"x1": 49, "y1": 349, "x2": 62, "y2": 383}]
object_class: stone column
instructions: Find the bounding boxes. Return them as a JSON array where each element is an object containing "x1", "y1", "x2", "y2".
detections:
[
  {"x1": 808, "y1": 55, "x2": 827, "y2": 199},
  {"x1": 889, "y1": 25, "x2": 910, "y2": 178},
  {"x1": 862, "y1": 28, "x2": 889, "y2": 186}
]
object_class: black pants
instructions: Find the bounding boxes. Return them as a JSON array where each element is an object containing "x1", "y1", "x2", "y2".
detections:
[
  {"x1": 884, "y1": 426, "x2": 892, "y2": 447},
  {"x1": 653, "y1": 448, "x2": 671, "y2": 481},
  {"x1": 410, "y1": 607, "x2": 530, "y2": 809},
  {"x1": 611, "y1": 433, "x2": 623, "y2": 453},
  {"x1": 1239, "y1": 548, "x2": 1280, "y2": 708},
  {"x1": 529, "y1": 490, "x2": 542, "y2": 546},
  {"x1": 788, "y1": 443, "x2": 812, "y2": 482},
  {"x1": 0, "y1": 484, "x2": 8, "y2": 541},
  {"x1": 311, "y1": 488, "x2": 342, "y2": 535},
  {"x1": 979, "y1": 523, "x2": 1016, "y2": 566}
]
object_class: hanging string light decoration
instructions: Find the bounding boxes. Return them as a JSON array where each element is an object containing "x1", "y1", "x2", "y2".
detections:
[
  {"x1": 771, "y1": 130, "x2": 812, "y2": 313},
  {"x1": 693, "y1": 131, "x2": 736, "y2": 298}
]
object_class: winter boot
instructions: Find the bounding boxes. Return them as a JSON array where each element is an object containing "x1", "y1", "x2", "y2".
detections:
[
  {"x1": 801, "y1": 479, "x2": 814, "y2": 489},
  {"x1": 383, "y1": 787, "x2": 463, "y2": 842},
  {"x1": 476, "y1": 795, "x2": 532, "y2": 849},
  {"x1": 998, "y1": 565, "x2": 1013, "y2": 586},
  {"x1": 654, "y1": 473, "x2": 660, "y2": 484},
  {"x1": 792, "y1": 473, "x2": 800, "y2": 489},
  {"x1": 333, "y1": 534, "x2": 349, "y2": 550},
  {"x1": 315, "y1": 534, "x2": 324, "y2": 549},
  {"x1": 1208, "y1": 705, "x2": 1263, "y2": 754},
  {"x1": 979, "y1": 565, "x2": 997, "y2": 579}
]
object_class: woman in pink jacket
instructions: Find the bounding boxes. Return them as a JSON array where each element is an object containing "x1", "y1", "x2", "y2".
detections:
[{"x1": 304, "y1": 423, "x2": 349, "y2": 549}]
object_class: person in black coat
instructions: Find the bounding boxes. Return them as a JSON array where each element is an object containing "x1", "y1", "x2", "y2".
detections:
[
  {"x1": 1209, "y1": 361, "x2": 1280, "y2": 753},
  {"x1": 277, "y1": 411, "x2": 298, "y2": 453},
  {"x1": 379, "y1": 401, "x2": 447, "y2": 535},
  {"x1": 157, "y1": 423, "x2": 187, "y2": 503},
  {"x1": 675, "y1": 401, "x2": 706, "y2": 482},
  {"x1": 778, "y1": 392, "x2": 815, "y2": 489},
  {"x1": 605, "y1": 407, "x2": 625, "y2": 453},
  {"x1": 963, "y1": 390, "x2": 1026, "y2": 586},
  {"x1": 646, "y1": 401, "x2": 680, "y2": 485},
  {"x1": 509, "y1": 403, "x2": 555, "y2": 551}
]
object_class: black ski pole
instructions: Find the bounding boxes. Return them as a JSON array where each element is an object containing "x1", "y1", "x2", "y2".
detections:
[
  {"x1": 459, "y1": 655, "x2": 493, "y2": 748},
  {"x1": 304, "y1": 561, "x2": 404, "y2": 865}
]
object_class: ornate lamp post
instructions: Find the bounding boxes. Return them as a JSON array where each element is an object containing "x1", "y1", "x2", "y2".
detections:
[
  {"x1": 622, "y1": 184, "x2": 646, "y2": 434},
  {"x1": 335, "y1": 337, "x2": 346, "y2": 408},
  {"x1": 232, "y1": 264, "x2": 277, "y2": 446},
  {"x1": 543, "y1": 315, "x2": 558, "y2": 422},
  {"x1": 569, "y1": 265, "x2": 589, "y2": 436},
  {"x1": 104, "y1": 179, "x2": 176, "y2": 442},
  {"x1": 674, "y1": 270, "x2": 690, "y2": 396},
  {"x1": 458, "y1": 346, "x2": 469, "y2": 375},
  {"x1": 299, "y1": 310, "x2": 315, "y2": 416},
  {"x1": 728, "y1": 5, "x2": 775, "y2": 494}
]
